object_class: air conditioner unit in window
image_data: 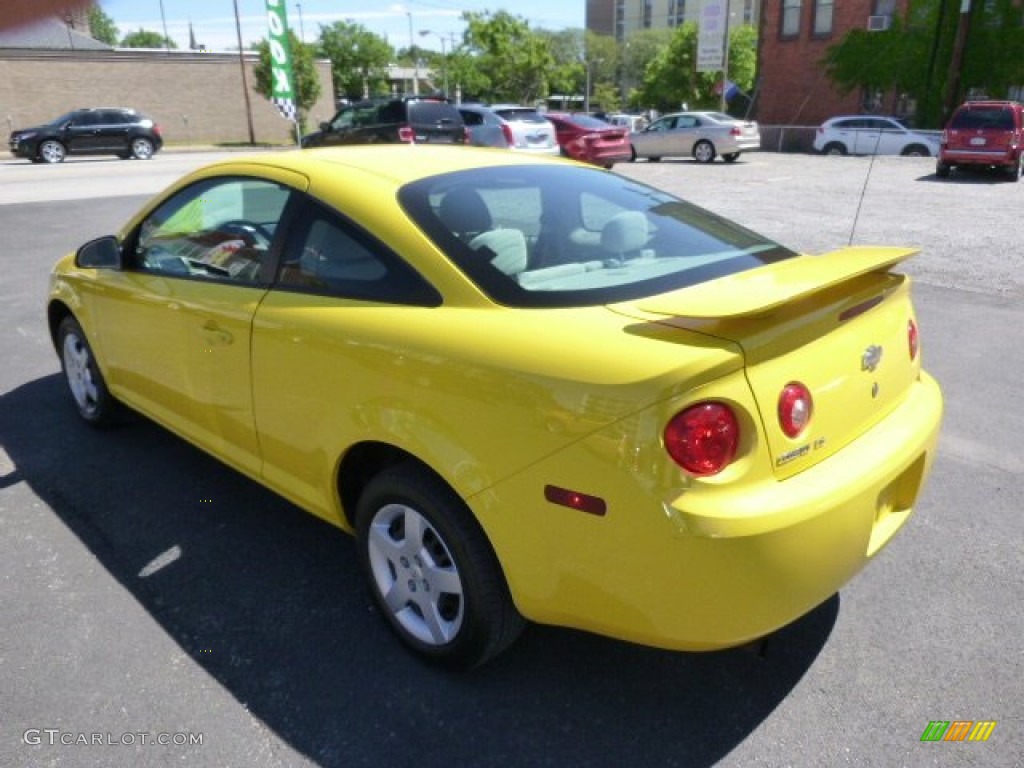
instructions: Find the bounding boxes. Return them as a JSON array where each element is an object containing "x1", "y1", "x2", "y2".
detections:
[{"x1": 867, "y1": 15, "x2": 891, "y2": 31}]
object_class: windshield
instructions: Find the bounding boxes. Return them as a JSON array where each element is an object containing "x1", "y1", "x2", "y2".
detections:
[{"x1": 400, "y1": 165, "x2": 796, "y2": 308}]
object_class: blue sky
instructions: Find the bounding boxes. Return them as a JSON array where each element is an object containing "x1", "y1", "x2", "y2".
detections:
[{"x1": 98, "y1": 1, "x2": 584, "y2": 52}]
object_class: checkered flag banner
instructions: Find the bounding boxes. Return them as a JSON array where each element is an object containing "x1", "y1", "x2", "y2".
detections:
[
  {"x1": 272, "y1": 97, "x2": 298, "y2": 122},
  {"x1": 265, "y1": 0, "x2": 297, "y2": 123}
]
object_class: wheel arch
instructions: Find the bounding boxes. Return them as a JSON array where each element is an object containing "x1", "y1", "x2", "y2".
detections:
[{"x1": 47, "y1": 300, "x2": 74, "y2": 353}]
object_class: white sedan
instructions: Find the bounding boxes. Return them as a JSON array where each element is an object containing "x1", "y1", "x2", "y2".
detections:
[
  {"x1": 813, "y1": 116, "x2": 940, "y2": 157},
  {"x1": 630, "y1": 111, "x2": 760, "y2": 164}
]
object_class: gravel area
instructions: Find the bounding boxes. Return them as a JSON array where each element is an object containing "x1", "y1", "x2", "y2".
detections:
[{"x1": 616, "y1": 152, "x2": 1024, "y2": 298}]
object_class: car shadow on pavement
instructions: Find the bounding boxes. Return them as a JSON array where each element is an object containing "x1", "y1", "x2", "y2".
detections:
[{"x1": 1, "y1": 374, "x2": 838, "y2": 768}]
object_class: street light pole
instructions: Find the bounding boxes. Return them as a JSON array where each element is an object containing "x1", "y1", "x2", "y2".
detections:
[
  {"x1": 419, "y1": 30, "x2": 448, "y2": 97},
  {"x1": 232, "y1": 0, "x2": 256, "y2": 144},
  {"x1": 295, "y1": 3, "x2": 305, "y2": 42},
  {"x1": 407, "y1": 12, "x2": 419, "y2": 96}
]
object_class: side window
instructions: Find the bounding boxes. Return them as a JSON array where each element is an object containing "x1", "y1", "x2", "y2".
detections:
[
  {"x1": 461, "y1": 111, "x2": 483, "y2": 127},
  {"x1": 277, "y1": 203, "x2": 440, "y2": 305},
  {"x1": 329, "y1": 108, "x2": 355, "y2": 131},
  {"x1": 72, "y1": 112, "x2": 100, "y2": 127},
  {"x1": 677, "y1": 116, "x2": 698, "y2": 129},
  {"x1": 133, "y1": 177, "x2": 291, "y2": 283}
]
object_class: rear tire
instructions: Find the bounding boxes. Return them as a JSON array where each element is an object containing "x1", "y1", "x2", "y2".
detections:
[
  {"x1": 355, "y1": 462, "x2": 524, "y2": 669},
  {"x1": 130, "y1": 137, "x2": 155, "y2": 160},
  {"x1": 1006, "y1": 154, "x2": 1023, "y2": 182},
  {"x1": 935, "y1": 162, "x2": 951, "y2": 179},
  {"x1": 722, "y1": 153, "x2": 740, "y2": 163}
]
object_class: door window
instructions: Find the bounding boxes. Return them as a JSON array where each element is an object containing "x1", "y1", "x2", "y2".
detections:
[{"x1": 133, "y1": 177, "x2": 291, "y2": 283}]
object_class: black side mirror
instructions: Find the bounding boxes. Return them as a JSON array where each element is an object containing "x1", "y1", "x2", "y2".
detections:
[
  {"x1": 319, "y1": 121, "x2": 330, "y2": 131},
  {"x1": 76, "y1": 236, "x2": 123, "y2": 269}
]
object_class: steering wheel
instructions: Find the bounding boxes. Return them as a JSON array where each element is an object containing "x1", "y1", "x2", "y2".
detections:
[{"x1": 220, "y1": 220, "x2": 274, "y2": 248}]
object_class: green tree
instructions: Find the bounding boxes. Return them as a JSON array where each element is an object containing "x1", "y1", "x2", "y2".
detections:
[
  {"x1": 318, "y1": 21, "x2": 393, "y2": 101},
  {"x1": 88, "y1": 5, "x2": 119, "y2": 46},
  {"x1": 253, "y1": 31, "x2": 322, "y2": 136},
  {"x1": 621, "y1": 28, "x2": 674, "y2": 108},
  {"x1": 121, "y1": 29, "x2": 176, "y2": 49},
  {"x1": 462, "y1": 10, "x2": 553, "y2": 104},
  {"x1": 636, "y1": 22, "x2": 756, "y2": 113}
]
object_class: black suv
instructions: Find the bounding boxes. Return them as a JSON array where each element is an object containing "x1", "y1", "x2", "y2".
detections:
[
  {"x1": 301, "y1": 97, "x2": 465, "y2": 148},
  {"x1": 9, "y1": 107, "x2": 163, "y2": 164}
]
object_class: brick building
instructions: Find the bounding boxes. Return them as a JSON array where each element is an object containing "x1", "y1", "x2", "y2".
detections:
[{"x1": 755, "y1": 0, "x2": 910, "y2": 126}]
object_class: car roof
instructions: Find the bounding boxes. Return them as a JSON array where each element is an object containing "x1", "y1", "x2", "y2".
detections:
[{"x1": 210, "y1": 145, "x2": 567, "y2": 186}]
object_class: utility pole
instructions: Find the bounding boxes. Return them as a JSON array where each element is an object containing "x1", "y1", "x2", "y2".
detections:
[
  {"x1": 233, "y1": 0, "x2": 256, "y2": 144},
  {"x1": 943, "y1": 0, "x2": 974, "y2": 122}
]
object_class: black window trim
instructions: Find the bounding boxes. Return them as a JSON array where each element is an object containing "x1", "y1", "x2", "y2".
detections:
[{"x1": 273, "y1": 192, "x2": 443, "y2": 307}]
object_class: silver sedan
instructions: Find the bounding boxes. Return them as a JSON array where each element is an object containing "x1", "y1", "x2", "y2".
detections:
[{"x1": 630, "y1": 111, "x2": 761, "y2": 164}]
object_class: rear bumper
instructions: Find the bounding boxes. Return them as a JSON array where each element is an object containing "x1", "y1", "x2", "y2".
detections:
[
  {"x1": 940, "y1": 147, "x2": 1018, "y2": 167},
  {"x1": 479, "y1": 371, "x2": 942, "y2": 651}
]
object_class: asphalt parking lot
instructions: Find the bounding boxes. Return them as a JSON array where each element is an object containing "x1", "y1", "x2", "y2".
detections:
[{"x1": 0, "y1": 149, "x2": 1021, "y2": 768}]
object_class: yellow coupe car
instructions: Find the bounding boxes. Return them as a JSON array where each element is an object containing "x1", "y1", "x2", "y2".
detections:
[{"x1": 47, "y1": 146, "x2": 943, "y2": 668}]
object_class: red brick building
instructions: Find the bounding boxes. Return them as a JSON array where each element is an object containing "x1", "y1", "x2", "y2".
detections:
[{"x1": 755, "y1": 0, "x2": 910, "y2": 126}]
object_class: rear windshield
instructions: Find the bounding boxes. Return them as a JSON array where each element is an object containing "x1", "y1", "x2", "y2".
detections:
[
  {"x1": 564, "y1": 115, "x2": 614, "y2": 129},
  {"x1": 408, "y1": 101, "x2": 462, "y2": 125},
  {"x1": 493, "y1": 109, "x2": 548, "y2": 124},
  {"x1": 399, "y1": 165, "x2": 796, "y2": 308},
  {"x1": 950, "y1": 106, "x2": 1016, "y2": 131}
]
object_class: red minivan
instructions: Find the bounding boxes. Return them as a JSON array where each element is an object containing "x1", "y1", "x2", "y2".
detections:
[{"x1": 937, "y1": 100, "x2": 1024, "y2": 181}]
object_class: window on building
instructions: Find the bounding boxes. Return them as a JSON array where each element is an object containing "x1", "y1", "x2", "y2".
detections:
[
  {"x1": 781, "y1": 0, "x2": 803, "y2": 38},
  {"x1": 643, "y1": 0, "x2": 653, "y2": 29},
  {"x1": 812, "y1": 0, "x2": 834, "y2": 36},
  {"x1": 743, "y1": 0, "x2": 755, "y2": 24},
  {"x1": 872, "y1": 0, "x2": 896, "y2": 16}
]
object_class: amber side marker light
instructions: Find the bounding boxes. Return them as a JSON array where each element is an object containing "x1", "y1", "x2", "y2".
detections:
[{"x1": 544, "y1": 485, "x2": 607, "y2": 516}]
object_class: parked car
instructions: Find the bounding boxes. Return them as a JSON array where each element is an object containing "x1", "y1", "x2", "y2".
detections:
[
  {"x1": 936, "y1": 100, "x2": 1024, "y2": 180},
  {"x1": 457, "y1": 104, "x2": 515, "y2": 149},
  {"x1": 8, "y1": 107, "x2": 162, "y2": 163},
  {"x1": 48, "y1": 145, "x2": 942, "y2": 669},
  {"x1": 630, "y1": 111, "x2": 760, "y2": 163},
  {"x1": 484, "y1": 105, "x2": 560, "y2": 154},
  {"x1": 544, "y1": 112, "x2": 632, "y2": 168},
  {"x1": 607, "y1": 113, "x2": 648, "y2": 132},
  {"x1": 301, "y1": 97, "x2": 465, "y2": 148},
  {"x1": 814, "y1": 115, "x2": 940, "y2": 157}
]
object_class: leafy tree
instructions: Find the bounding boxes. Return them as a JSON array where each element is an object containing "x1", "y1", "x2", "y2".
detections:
[
  {"x1": 88, "y1": 5, "x2": 118, "y2": 46},
  {"x1": 444, "y1": 45, "x2": 491, "y2": 103},
  {"x1": 823, "y1": 0, "x2": 1024, "y2": 127},
  {"x1": 537, "y1": 28, "x2": 584, "y2": 104},
  {"x1": 621, "y1": 28, "x2": 674, "y2": 108},
  {"x1": 253, "y1": 31, "x2": 322, "y2": 135},
  {"x1": 462, "y1": 10, "x2": 553, "y2": 104},
  {"x1": 121, "y1": 29, "x2": 176, "y2": 49},
  {"x1": 636, "y1": 22, "x2": 756, "y2": 113},
  {"x1": 318, "y1": 21, "x2": 393, "y2": 101}
]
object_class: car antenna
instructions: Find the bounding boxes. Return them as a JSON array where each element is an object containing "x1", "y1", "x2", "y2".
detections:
[{"x1": 847, "y1": 140, "x2": 883, "y2": 246}]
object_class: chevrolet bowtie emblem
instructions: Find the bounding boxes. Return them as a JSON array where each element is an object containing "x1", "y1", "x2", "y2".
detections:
[{"x1": 862, "y1": 344, "x2": 883, "y2": 372}]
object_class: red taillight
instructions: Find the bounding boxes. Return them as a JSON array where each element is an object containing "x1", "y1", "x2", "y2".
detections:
[
  {"x1": 152, "y1": 123, "x2": 162, "y2": 137},
  {"x1": 908, "y1": 318, "x2": 919, "y2": 360},
  {"x1": 398, "y1": 125, "x2": 415, "y2": 143},
  {"x1": 664, "y1": 403, "x2": 740, "y2": 476},
  {"x1": 501, "y1": 124, "x2": 515, "y2": 147},
  {"x1": 730, "y1": 126, "x2": 741, "y2": 136},
  {"x1": 778, "y1": 382, "x2": 813, "y2": 439}
]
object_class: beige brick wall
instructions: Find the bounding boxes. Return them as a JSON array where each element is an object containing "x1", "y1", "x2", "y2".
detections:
[{"x1": 1, "y1": 49, "x2": 336, "y2": 145}]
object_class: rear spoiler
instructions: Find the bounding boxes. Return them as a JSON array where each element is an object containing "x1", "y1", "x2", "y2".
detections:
[{"x1": 632, "y1": 246, "x2": 918, "y2": 319}]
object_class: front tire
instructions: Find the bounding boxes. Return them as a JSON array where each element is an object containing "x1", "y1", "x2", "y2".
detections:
[
  {"x1": 902, "y1": 144, "x2": 929, "y2": 157},
  {"x1": 693, "y1": 140, "x2": 716, "y2": 164},
  {"x1": 39, "y1": 140, "x2": 66, "y2": 163},
  {"x1": 823, "y1": 142, "x2": 847, "y2": 156},
  {"x1": 355, "y1": 463, "x2": 524, "y2": 669},
  {"x1": 58, "y1": 316, "x2": 120, "y2": 427}
]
